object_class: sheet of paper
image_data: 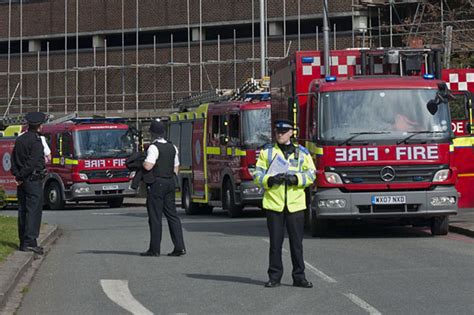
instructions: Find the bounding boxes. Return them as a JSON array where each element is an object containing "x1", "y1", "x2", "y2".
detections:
[{"x1": 266, "y1": 154, "x2": 289, "y2": 176}]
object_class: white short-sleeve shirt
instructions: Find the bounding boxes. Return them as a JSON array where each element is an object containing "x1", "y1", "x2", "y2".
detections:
[
  {"x1": 40, "y1": 135, "x2": 51, "y2": 156},
  {"x1": 145, "y1": 138, "x2": 179, "y2": 167}
]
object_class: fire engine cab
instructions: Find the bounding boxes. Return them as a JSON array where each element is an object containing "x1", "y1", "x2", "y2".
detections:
[
  {"x1": 169, "y1": 79, "x2": 271, "y2": 217},
  {"x1": 443, "y1": 69, "x2": 474, "y2": 208},
  {"x1": 271, "y1": 48, "x2": 471, "y2": 236},
  {"x1": 0, "y1": 115, "x2": 138, "y2": 209}
]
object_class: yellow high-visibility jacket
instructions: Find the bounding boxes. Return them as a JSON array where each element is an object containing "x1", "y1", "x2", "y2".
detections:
[{"x1": 252, "y1": 143, "x2": 316, "y2": 212}]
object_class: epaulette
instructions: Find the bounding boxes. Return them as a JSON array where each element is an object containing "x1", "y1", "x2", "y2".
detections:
[
  {"x1": 262, "y1": 143, "x2": 273, "y2": 150},
  {"x1": 298, "y1": 145, "x2": 310, "y2": 155}
]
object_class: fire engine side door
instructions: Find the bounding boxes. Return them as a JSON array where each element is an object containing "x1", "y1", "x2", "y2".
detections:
[
  {"x1": 207, "y1": 114, "x2": 223, "y2": 190},
  {"x1": 0, "y1": 137, "x2": 17, "y2": 202},
  {"x1": 450, "y1": 92, "x2": 474, "y2": 208},
  {"x1": 225, "y1": 113, "x2": 241, "y2": 186},
  {"x1": 55, "y1": 132, "x2": 74, "y2": 187},
  {"x1": 191, "y1": 118, "x2": 206, "y2": 201}
]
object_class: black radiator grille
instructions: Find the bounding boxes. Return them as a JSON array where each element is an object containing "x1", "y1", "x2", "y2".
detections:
[
  {"x1": 82, "y1": 169, "x2": 129, "y2": 179},
  {"x1": 328, "y1": 164, "x2": 447, "y2": 184}
]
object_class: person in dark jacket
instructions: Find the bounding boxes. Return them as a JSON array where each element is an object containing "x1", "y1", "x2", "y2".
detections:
[
  {"x1": 125, "y1": 152, "x2": 155, "y2": 190},
  {"x1": 11, "y1": 112, "x2": 48, "y2": 255},
  {"x1": 140, "y1": 119, "x2": 186, "y2": 257}
]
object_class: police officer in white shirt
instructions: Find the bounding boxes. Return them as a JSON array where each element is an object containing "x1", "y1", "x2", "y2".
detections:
[
  {"x1": 141, "y1": 119, "x2": 186, "y2": 257},
  {"x1": 41, "y1": 136, "x2": 51, "y2": 163}
]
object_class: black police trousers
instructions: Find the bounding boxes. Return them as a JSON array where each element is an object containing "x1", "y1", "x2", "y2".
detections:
[
  {"x1": 17, "y1": 178, "x2": 43, "y2": 248},
  {"x1": 266, "y1": 208, "x2": 306, "y2": 282},
  {"x1": 146, "y1": 177, "x2": 185, "y2": 254}
]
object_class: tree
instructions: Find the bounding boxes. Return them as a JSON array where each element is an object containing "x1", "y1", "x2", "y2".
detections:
[{"x1": 395, "y1": 1, "x2": 473, "y2": 67}]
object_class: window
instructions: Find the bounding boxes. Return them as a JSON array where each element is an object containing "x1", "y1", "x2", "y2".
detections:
[
  {"x1": 169, "y1": 123, "x2": 180, "y2": 148},
  {"x1": 210, "y1": 115, "x2": 220, "y2": 146},
  {"x1": 450, "y1": 94, "x2": 468, "y2": 120},
  {"x1": 59, "y1": 132, "x2": 73, "y2": 157},
  {"x1": 228, "y1": 114, "x2": 240, "y2": 144},
  {"x1": 180, "y1": 122, "x2": 192, "y2": 168}
]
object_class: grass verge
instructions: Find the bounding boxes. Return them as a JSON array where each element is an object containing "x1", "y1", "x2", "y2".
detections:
[{"x1": 0, "y1": 215, "x2": 18, "y2": 263}]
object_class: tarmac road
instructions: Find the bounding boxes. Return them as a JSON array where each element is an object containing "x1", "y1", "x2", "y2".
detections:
[{"x1": 3, "y1": 202, "x2": 474, "y2": 314}]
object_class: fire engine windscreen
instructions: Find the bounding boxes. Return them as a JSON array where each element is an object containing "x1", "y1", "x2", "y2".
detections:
[
  {"x1": 320, "y1": 89, "x2": 451, "y2": 143},
  {"x1": 242, "y1": 108, "x2": 272, "y2": 148},
  {"x1": 74, "y1": 129, "x2": 134, "y2": 158}
]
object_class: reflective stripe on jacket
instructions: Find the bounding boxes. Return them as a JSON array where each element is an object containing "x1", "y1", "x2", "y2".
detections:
[{"x1": 252, "y1": 143, "x2": 316, "y2": 212}]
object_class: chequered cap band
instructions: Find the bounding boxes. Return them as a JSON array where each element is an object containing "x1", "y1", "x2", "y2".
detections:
[{"x1": 275, "y1": 122, "x2": 293, "y2": 129}]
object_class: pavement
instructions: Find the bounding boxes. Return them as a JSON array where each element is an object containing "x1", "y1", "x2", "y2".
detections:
[
  {"x1": 0, "y1": 223, "x2": 60, "y2": 310},
  {"x1": 0, "y1": 200, "x2": 473, "y2": 313}
]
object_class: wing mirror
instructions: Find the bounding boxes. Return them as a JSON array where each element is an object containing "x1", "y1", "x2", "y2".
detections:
[
  {"x1": 427, "y1": 98, "x2": 439, "y2": 115},
  {"x1": 427, "y1": 82, "x2": 455, "y2": 115}
]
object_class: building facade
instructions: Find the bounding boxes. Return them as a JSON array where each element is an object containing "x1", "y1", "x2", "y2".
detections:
[{"x1": 0, "y1": 0, "x2": 418, "y2": 119}]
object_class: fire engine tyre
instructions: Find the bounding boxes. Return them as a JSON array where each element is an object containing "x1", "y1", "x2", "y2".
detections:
[
  {"x1": 46, "y1": 181, "x2": 65, "y2": 210},
  {"x1": 430, "y1": 216, "x2": 449, "y2": 236},
  {"x1": 223, "y1": 180, "x2": 243, "y2": 218},
  {"x1": 107, "y1": 197, "x2": 124, "y2": 208},
  {"x1": 311, "y1": 213, "x2": 329, "y2": 237},
  {"x1": 182, "y1": 182, "x2": 200, "y2": 215}
]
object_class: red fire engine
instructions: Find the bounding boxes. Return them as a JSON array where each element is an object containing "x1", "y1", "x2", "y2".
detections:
[
  {"x1": 271, "y1": 48, "x2": 470, "y2": 236},
  {"x1": 168, "y1": 79, "x2": 271, "y2": 217},
  {"x1": 442, "y1": 69, "x2": 474, "y2": 208},
  {"x1": 0, "y1": 115, "x2": 138, "y2": 209},
  {"x1": 0, "y1": 124, "x2": 22, "y2": 205}
]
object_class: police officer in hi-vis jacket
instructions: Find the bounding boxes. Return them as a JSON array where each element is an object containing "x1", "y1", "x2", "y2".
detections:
[{"x1": 253, "y1": 119, "x2": 316, "y2": 288}]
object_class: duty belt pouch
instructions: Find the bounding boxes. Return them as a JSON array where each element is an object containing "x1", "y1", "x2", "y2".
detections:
[{"x1": 30, "y1": 169, "x2": 47, "y2": 181}]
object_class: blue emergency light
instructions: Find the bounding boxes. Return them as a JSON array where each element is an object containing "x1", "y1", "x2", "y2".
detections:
[
  {"x1": 423, "y1": 74, "x2": 435, "y2": 80},
  {"x1": 245, "y1": 92, "x2": 271, "y2": 101},
  {"x1": 325, "y1": 76, "x2": 337, "y2": 82},
  {"x1": 71, "y1": 117, "x2": 127, "y2": 124},
  {"x1": 301, "y1": 57, "x2": 314, "y2": 64}
]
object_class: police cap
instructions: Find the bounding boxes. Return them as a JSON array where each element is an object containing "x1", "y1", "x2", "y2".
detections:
[
  {"x1": 274, "y1": 119, "x2": 294, "y2": 132},
  {"x1": 149, "y1": 118, "x2": 165, "y2": 136},
  {"x1": 25, "y1": 112, "x2": 47, "y2": 125}
]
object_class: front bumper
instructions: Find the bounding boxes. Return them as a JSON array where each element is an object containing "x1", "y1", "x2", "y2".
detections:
[
  {"x1": 66, "y1": 181, "x2": 137, "y2": 201},
  {"x1": 236, "y1": 180, "x2": 264, "y2": 206},
  {"x1": 313, "y1": 186, "x2": 458, "y2": 219}
]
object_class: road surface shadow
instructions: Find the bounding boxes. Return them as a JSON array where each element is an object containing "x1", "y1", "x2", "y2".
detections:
[
  {"x1": 306, "y1": 222, "x2": 433, "y2": 239},
  {"x1": 78, "y1": 250, "x2": 144, "y2": 256},
  {"x1": 185, "y1": 273, "x2": 267, "y2": 286}
]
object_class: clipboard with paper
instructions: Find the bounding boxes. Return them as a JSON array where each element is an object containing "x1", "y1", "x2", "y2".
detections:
[{"x1": 266, "y1": 154, "x2": 289, "y2": 176}]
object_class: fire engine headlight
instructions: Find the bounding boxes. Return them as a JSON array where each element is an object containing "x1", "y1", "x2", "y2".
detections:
[
  {"x1": 325, "y1": 172, "x2": 343, "y2": 184},
  {"x1": 79, "y1": 173, "x2": 88, "y2": 180},
  {"x1": 74, "y1": 187, "x2": 90, "y2": 194},
  {"x1": 129, "y1": 171, "x2": 136, "y2": 179},
  {"x1": 430, "y1": 196, "x2": 456, "y2": 206},
  {"x1": 433, "y1": 169, "x2": 450, "y2": 182},
  {"x1": 318, "y1": 199, "x2": 346, "y2": 209},
  {"x1": 243, "y1": 187, "x2": 263, "y2": 195}
]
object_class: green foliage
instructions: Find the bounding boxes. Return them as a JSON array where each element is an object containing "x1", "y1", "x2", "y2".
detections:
[{"x1": 0, "y1": 215, "x2": 18, "y2": 263}]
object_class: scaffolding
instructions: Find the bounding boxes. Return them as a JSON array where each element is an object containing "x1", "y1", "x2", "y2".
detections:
[{"x1": 0, "y1": 0, "x2": 472, "y2": 122}]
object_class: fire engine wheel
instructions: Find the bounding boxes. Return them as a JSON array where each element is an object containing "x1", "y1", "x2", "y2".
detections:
[
  {"x1": 107, "y1": 197, "x2": 124, "y2": 208},
  {"x1": 46, "y1": 181, "x2": 65, "y2": 210},
  {"x1": 430, "y1": 216, "x2": 449, "y2": 236},
  {"x1": 223, "y1": 180, "x2": 243, "y2": 218},
  {"x1": 182, "y1": 181, "x2": 200, "y2": 215}
]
